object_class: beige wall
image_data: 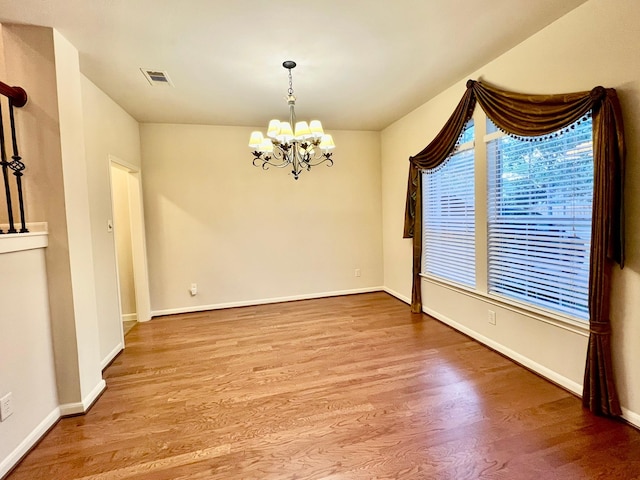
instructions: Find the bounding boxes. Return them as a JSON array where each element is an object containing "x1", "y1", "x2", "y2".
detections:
[
  {"x1": 81, "y1": 75, "x2": 141, "y2": 365},
  {"x1": 141, "y1": 124, "x2": 383, "y2": 313},
  {"x1": 381, "y1": 0, "x2": 640, "y2": 424}
]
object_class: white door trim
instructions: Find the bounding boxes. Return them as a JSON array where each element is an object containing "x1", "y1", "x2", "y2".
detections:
[{"x1": 108, "y1": 155, "x2": 152, "y2": 324}]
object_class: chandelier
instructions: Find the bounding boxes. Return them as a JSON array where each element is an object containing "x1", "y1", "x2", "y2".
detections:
[{"x1": 248, "y1": 61, "x2": 335, "y2": 180}]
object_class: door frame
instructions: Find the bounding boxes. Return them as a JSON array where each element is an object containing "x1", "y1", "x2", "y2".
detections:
[{"x1": 108, "y1": 155, "x2": 152, "y2": 330}]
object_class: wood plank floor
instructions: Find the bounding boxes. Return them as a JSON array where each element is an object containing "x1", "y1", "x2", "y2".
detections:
[{"x1": 6, "y1": 292, "x2": 640, "y2": 479}]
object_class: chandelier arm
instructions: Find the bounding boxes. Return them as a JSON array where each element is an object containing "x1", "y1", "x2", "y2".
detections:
[
  {"x1": 292, "y1": 147, "x2": 303, "y2": 178},
  {"x1": 270, "y1": 145, "x2": 289, "y2": 162},
  {"x1": 252, "y1": 151, "x2": 293, "y2": 170},
  {"x1": 259, "y1": 159, "x2": 296, "y2": 170},
  {"x1": 299, "y1": 145, "x2": 334, "y2": 167},
  {"x1": 293, "y1": 143, "x2": 306, "y2": 165},
  {"x1": 305, "y1": 153, "x2": 334, "y2": 167}
]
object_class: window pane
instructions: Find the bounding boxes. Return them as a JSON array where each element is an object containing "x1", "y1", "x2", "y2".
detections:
[
  {"x1": 422, "y1": 138, "x2": 476, "y2": 287},
  {"x1": 486, "y1": 117, "x2": 499, "y2": 134},
  {"x1": 458, "y1": 120, "x2": 475, "y2": 144},
  {"x1": 486, "y1": 118, "x2": 593, "y2": 319}
]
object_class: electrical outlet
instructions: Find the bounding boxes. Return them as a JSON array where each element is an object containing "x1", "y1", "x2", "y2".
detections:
[
  {"x1": 488, "y1": 310, "x2": 496, "y2": 325},
  {"x1": 355, "y1": 269, "x2": 361, "y2": 277},
  {"x1": 0, "y1": 392, "x2": 14, "y2": 421},
  {"x1": 190, "y1": 283, "x2": 197, "y2": 296}
]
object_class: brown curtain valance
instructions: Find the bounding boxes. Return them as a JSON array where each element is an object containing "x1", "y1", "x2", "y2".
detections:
[{"x1": 403, "y1": 79, "x2": 625, "y2": 417}]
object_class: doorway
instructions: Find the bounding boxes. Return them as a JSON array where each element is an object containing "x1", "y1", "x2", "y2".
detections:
[{"x1": 109, "y1": 156, "x2": 151, "y2": 339}]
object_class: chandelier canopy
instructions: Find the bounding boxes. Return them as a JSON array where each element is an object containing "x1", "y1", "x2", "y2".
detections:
[{"x1": 248, "y1": 61, "x2": 335, "y2": 180}]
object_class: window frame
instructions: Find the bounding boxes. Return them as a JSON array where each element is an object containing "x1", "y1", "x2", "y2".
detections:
[{"x1": 419, "y1": 110, "x2": 593, "y2": 330}]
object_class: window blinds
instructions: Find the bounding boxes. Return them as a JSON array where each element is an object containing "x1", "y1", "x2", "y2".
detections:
[
  {"x1": 422, "y1": 146, "x2": 476, "y2": 287},
  {"x1": 486, "y1": 118, "x2": 593, "y2": 319}
]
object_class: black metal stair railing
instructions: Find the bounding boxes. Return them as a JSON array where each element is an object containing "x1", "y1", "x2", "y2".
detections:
[{"x1": 0, "y1": 80, "x2": 28, "y2": 234}]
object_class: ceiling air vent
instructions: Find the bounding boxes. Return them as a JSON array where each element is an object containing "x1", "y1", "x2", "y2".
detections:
[{"x1": 140, "y1": 68, "x2": 174, "y2": 86}]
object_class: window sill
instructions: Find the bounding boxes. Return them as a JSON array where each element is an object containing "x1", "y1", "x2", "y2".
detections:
[{"x1": 419, "y1": 273, "x2": 590, "y2": 337}]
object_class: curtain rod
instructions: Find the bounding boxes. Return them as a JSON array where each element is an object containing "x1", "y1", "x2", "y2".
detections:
[{"x1": 0, "y1": 80, "x2": 27, "y2": 107}]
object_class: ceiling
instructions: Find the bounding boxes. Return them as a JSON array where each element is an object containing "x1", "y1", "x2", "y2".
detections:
[{"x1": 0, "y1": 0, "x2": 589, "y2": 131}]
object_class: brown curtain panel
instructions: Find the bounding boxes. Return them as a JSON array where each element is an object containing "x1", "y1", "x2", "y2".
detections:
[{"x1": 404, "y1": 79, "x2": 625, "y2": 416}]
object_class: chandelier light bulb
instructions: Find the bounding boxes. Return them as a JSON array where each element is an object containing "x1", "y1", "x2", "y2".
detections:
[{"x1": 248, "y1": 61, "x2": 335, "y2": 180}]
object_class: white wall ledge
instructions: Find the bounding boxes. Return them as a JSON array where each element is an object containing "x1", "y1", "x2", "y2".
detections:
[{"x1": 0, "y1": 223, "x2": 48, "y2": 254}]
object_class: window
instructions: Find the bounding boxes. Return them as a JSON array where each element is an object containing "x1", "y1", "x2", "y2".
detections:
[
  {"x1": 486, "y1": 118, "x2": 593, "y2": 319},
  {"x1": 421, "y1": 115, "x2": 593, "y2": 321},
  {"x1": 422, "y1": 121, "x2": 475, "y2": 287}
]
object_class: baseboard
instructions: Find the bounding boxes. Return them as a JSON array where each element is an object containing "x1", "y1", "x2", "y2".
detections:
[
  {"x1": 383, "y1": 287, "x2": 411, "y2": 305},
  {"x1": 422, "y1": 305, "x2": 583, "y2": 396},
  {"x1": 1, "y1": 379, "x2": 107, "y2": 478},
  {"x1": 59, "y1": 379, "x2": 107, "y2": 416},
  {"x1": 622, "y1": 407, "x2": 640, "y2": 430},
  {"x1": 151, "y1": 287, "x2": 385, "y2": 317},
  {"x1": 101, "y1": 342, "x2": 123, "y2": 370},
  {"x1": 121, "y1": 313, "x2": 137, "y2": 322},
  {"x1": 0, "y1": 407, "x2": 60, "y2": 479}
]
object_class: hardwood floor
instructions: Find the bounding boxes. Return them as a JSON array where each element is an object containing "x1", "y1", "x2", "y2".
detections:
[{"x1": 6, "y1": 292, "x2": 640, "y2": 479}]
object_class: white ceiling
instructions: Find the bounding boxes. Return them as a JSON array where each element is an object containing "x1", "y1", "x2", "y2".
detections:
[{"x1": 0, "y1": 0, "x2": 588, "y2": 131}]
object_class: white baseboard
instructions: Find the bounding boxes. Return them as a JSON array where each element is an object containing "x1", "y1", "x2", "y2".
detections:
[
  {"x1": 151, "y1": 287, "x2": 385, "y2": 318},
  {"x1": 1, "y1": 380, "x2": 107, "y2": 476},
  {"x1": 100, "y1": 342, "x2": 123, "y2": 370},
  {"x1": 383, "y1": 287, "x2": 411, "y2": 305},
  {"x1": 0, "y1": 407, "x2": 60, "y2": 479},
  {"x1": 422, "y1": 305, "x2": 583, "y2": 396},
  {"x1": 121, "y1": 313, "x2": 137, "y2": 322},
  {"x1": 59, "y1": 379, "x2": 107, "y2": 416},
  {"x1": 622, "y1": 407, "x2": 640, "y2": 430}
]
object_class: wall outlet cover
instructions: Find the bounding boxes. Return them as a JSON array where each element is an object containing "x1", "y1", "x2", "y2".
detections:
[{"x1": 0, "y1": 392, "x2": 14, "y2": 421}]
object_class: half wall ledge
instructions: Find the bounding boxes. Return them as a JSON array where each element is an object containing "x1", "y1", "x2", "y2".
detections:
[{"x1": 0, "y1": 223, "x2": 48, "y2": 254}]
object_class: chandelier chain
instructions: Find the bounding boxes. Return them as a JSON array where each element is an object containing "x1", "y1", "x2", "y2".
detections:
[{"x1": 287, "y1": 68, "x2": 294, "y2": 96}]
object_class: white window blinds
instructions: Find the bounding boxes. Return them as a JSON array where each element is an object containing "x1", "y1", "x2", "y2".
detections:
[
  {"x1": 486, "y1": 118, "x2": 593, "y2": 319},
  {"x1": 422, "y1": 123, "x2": 475, "y2": 287}
]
